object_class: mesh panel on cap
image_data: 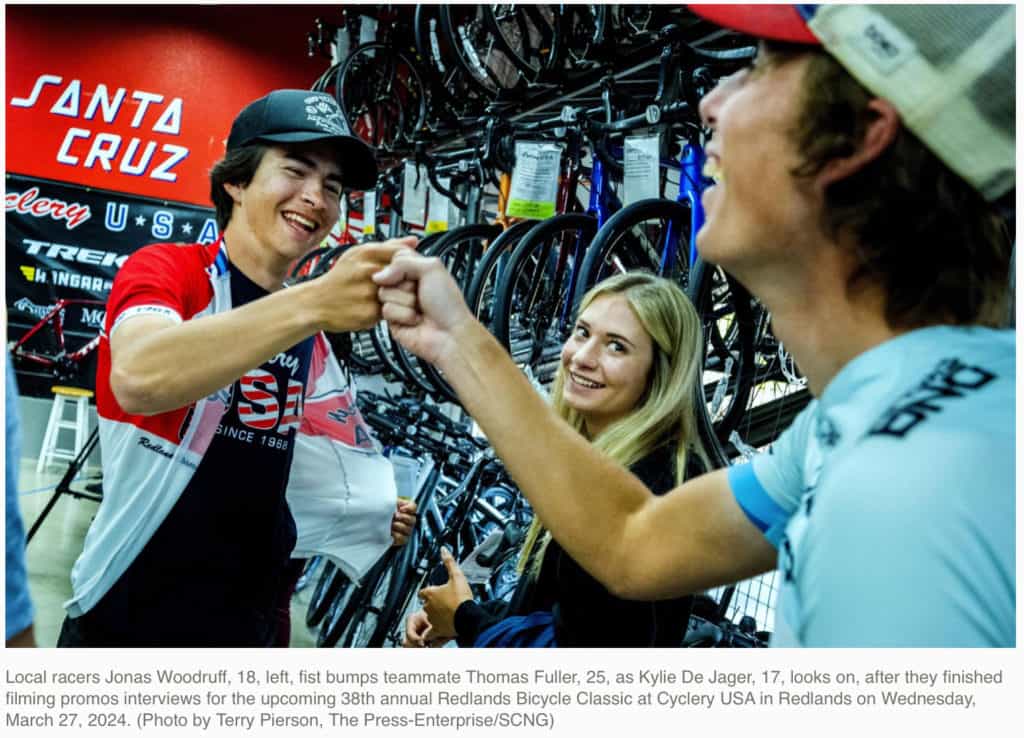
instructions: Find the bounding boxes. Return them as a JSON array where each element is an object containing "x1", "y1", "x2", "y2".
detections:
[
  {"x1": 808, "y1": 4, "x2": 1014, "y2": 201},
  {"x1": 875, "y1": 5, "x2": 1005, "y2": 67},
  {"x1": 970, "y1": 46, "x2": 1015, "y2": 132}
]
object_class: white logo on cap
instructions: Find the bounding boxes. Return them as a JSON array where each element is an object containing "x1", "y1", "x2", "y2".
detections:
[
  {"x1": 850, "y1": 12, "x2": 915, "y2": 75},
  {"x1": 303, "y1": 94, "x2": 347, "y2": 136}
]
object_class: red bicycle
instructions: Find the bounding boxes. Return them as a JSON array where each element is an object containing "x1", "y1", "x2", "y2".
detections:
[{"x1": 8, "y1": 298, "x2": 104, "y2": 384}]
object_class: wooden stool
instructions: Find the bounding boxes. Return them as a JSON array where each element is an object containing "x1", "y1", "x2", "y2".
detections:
[{"x1": 36, "y1": 385, "x2": 94, "y2": 473}]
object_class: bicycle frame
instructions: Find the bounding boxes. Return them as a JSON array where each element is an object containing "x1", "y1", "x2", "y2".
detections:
[
  {"x1": 659, "y1": 141, "x2": 707, "y2": 275},
  {"x1": 10, "y1": 298, "x2": 105, "y2": 376}
]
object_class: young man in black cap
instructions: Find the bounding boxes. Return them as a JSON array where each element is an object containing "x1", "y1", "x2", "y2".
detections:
[
  {"x1": 58, "y1": 90, "x2": 415, "y2": 646},
  {"x1": 374, "y1": 6, "x2": 1015, "y2": 646}
]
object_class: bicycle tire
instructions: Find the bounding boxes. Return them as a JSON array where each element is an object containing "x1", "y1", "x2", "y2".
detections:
[
  {"x1": 415, "y1": 223, "x2": 502, "y2": 402},
  {"x1": 573, "y1": 198, "x2": 692, "y2": 311},
  {"x1": 334, "y1": 42, "x2": 427, "y2": 151},
  {"x1": 365, "y1": 538, "x2": 421, "y2": 647},
  {"x1": 687, "y1": 258, "x2": 756, "y2": 463},
  {"x1": 327, "y1": 551, "x2": 394, "y2": 648},
  {"x1": 368, "y1": 232, "x2": 445, "y2": 389},
  {"x1": 465, "y1": 219, "x2": 536, "y2": 329},
  {"x1": 337, "y1": 548, "x2": 407, "y2": 648},
  {"x1": 413, "y1": 5, "x2": 487, "y2": 120},
  {"x1": 316, "y1": 578, "x2": 357, "y2": 647},
  {"x1": 481, "y1": 4, "x2": 557, "y2": 79},
  {"x1": 492, "y1": 213, "x2": 597, "y2": 378},
  {"x1": 440, "y1": 6, "x2": 528, "y2": 98},
  {"x1": 305, "y1": 561, "x2": 346, "y2": 629}
]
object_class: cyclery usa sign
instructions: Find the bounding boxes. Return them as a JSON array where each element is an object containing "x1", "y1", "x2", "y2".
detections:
[{"x1": 5, "y1": 174, "x2": 217, "y2": 342}]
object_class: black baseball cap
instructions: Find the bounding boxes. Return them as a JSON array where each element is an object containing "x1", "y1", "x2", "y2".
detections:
[{"x1": 226, "y1": 89, "x2": 378, "y2": 191}]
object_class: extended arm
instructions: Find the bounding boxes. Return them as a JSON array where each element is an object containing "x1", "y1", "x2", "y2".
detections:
[
  {"x1": 375, "y1": 253, "x2": 777, "y2": 600},
  {"x1": 111, "y1": 241, "x2": 409, "y2": 415}
]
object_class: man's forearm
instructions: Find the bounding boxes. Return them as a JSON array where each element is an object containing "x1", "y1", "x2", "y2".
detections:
[{"x1": 111, "y1": 280, "x2": 324, "y2": 415}]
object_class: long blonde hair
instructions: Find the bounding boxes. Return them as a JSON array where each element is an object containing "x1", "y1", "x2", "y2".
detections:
[{"x1": 517, "y1": 272, "x2": 707, "y2": 576}]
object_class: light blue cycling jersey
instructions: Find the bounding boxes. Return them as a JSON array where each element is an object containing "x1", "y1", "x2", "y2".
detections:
[{"x1": 728, "y1": 325, "x2": 1015, "y2": 647}]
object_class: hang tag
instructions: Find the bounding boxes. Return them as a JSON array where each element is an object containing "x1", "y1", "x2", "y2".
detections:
[
  {"x1": 426, "y1": 177, "x2": 451, "y2": 233},
  {"x1": 623, "y1": 133, "x2": 660, "y2": 206},
  {"x1": 362, "y1": 190, "x2": 376, "y2": 235},
  {"x1": 402, "y1": 162, "x2": 428, "y2": 225},
  {"x1": 507, "y1": 141, "x2": 562, "y2": 219}
]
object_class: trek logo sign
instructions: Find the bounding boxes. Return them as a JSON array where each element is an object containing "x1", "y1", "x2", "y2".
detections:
[
  {"x1": 5, "y1": 174, "x2": 216, "y2": 308},
  {"x1": 9, "y1": 76, "x2": 189, "y2": 185}
]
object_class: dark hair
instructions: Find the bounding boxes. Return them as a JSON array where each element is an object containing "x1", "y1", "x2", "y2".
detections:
[
  {"x1": 208, "y1": 144, "x2": 270, "y2": 230},
  {"x1": 764, "y1": 42, "x2": 1012, "y2": 330}
]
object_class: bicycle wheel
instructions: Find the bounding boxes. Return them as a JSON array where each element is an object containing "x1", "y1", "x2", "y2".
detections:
[
  {"x1": 466, "y1": 220, "x2": 537, "y2": 330},
  {"x1": 482, "y1": 4, "x2": 557, "y2": 79},
  {"x1": 316, "y1": 577, "x2": 358, "y2": 647},
  {"x1": 492, "y1": 213, "x2": 598, "y2": 382},
  {"x1": 416, "y1": 223, "x2": 501, "y2": 403},
  {"x1": 337, "y1": 545, "x2": 413, "y2": 648},
  {"x1": 334, "y1": 42, "x2": 427, "y2": 151},
  {"x1": 687, "y1": 258, "x2": 756, "y2": 465},
  {"x1": 413, "y1": 5, "x2": 488, "y2": 120},
  {"x1": 573, "y1": 198, "x2": 692, "y2": 311},
  {"x1": 722, "y1": 313, "x2": 812, "y2": 455},
  {"x1": 440, "y1": 6, "x2": 528, "y2": 98},
  {"x1": 305, "y1": 560, "x2": 349, "y2": 629}
]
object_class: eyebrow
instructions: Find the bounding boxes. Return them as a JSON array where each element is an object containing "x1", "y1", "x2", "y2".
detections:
[
  {"x1": 285, "y1": 153, "x2": 344, "y2": 187},
  {"x1": 576, "y1": 318, "x2": 637, "y2": 348}
]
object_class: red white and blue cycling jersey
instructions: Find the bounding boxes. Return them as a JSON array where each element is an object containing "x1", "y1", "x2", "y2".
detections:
[{"x1": 66, "y1": 238, "x2": 396, "y2": 628}]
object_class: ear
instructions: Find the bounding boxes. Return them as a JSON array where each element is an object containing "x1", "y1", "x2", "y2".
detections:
[
  {"x1": 816, "y1": 98, "x2": 901, "y2": 189},
  {"x1": 222, "y1": 181, "x2": 244, "y2": 205}
]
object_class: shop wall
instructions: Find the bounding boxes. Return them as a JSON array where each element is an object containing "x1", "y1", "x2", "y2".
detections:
[{"x1": 6, "y1": 4, "x2": 333, "y2": 395}]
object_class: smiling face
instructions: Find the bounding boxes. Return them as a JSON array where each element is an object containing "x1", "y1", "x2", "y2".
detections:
[
  {"x1": 223, "y1": 141, "x2": 343, "y2": 273},
  {"x1": 560, "y1": 294, "x2": 655, "y2": 437},
  {"x1": 696, "y1": 49, "x2": 821, "y2": 278}
]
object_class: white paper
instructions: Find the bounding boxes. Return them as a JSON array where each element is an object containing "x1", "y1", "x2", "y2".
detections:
[
  {"x1": 426, "y1": 177, "x2": 451, "y2": 233},
  {"x1": 507, "y1": 141, "x2": 562, "y2": 219},
  {"x1": 402, "y1": 161, "x2": 428, "y2": 225},
  {"x1": 623, "y1": 133, "x2": 661, "y2": 206}
]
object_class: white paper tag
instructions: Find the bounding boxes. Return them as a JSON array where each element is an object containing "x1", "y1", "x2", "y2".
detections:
[
  {"x1": 507, "y1": 141, "x2": 562, "y2": 219},
  {"x1": 623, "y1": 134, "x2": 661, "y2": 206},
  {"x1": 426, "y1": 177, "x2": 451, "y2": 233},
  {"x1": 362, "y1": 190, "x2": 376, "y2": 235},
  {"x1": 402, "y1": 162, "x2": 428, "y2": 225}
]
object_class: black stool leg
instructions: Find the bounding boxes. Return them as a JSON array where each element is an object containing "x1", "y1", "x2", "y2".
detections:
[{"x1": 26, "y1": 427, "x2": 100, "y2": 543}]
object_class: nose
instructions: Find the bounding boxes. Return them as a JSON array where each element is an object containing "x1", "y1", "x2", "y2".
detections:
[
  {"x1": 699, "y1": 69, "x2": 740, "y2": 130},
  {"x1": 698, "y1": 82, "x2": 721, "y2": 129},
  {"x1": 570, "y1": 336, "x2": 600, "y2": 368},
  {"x1": 300, "y1": 177, "x2": 327, "y2": 210}
]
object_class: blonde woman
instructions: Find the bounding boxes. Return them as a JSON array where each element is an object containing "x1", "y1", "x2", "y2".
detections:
[{"x1": 404, "y1": 272, "x2": 707, "y2": 647}]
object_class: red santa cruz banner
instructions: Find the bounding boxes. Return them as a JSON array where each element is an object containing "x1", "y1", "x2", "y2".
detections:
[{"x1": 6, "y1": 6, "x2": 327, "y2": 207}]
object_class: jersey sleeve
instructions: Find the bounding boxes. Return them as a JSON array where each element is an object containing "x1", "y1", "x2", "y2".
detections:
[
  {"x1": 727, "y1": 403, "x2": 815, "y2": 548},
  {"x1": 106, "y1": 244, "x2": 202, "y2": 338}
]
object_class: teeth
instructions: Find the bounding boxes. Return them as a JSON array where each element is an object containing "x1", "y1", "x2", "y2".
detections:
[
  {"x1": 284, "y1": 212, "x2": 317, "y2": 231},
  {"x1": 571, "y1": 373, "x2": 604, "y2": 389},
  {"x1": 702, "y1": 159, "x2": 724, "y2": 184}
]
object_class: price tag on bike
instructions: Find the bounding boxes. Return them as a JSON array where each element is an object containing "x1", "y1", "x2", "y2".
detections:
[
  {"x1": 507, "y1": 141, "x2": 562, "y2": 219},
  {"x1": 402, "y1": 161, "x2": 428, "y2": 226},
  {"x1": 623, "y1": 133, "x2": 660, "y2": 206},
  {"x1": 362, "y1": 190, "x2": 377, "y2": 236},
  {"x1": 426, "y1": 177, "x2": 451, "y2": 233}
]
